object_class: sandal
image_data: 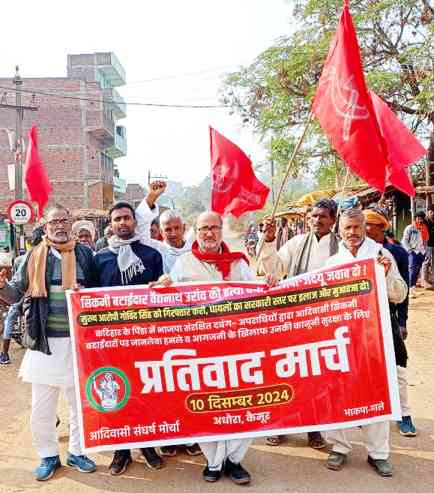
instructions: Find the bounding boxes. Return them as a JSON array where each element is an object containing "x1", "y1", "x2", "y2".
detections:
[
  {"x1": 308, "y1": 432, "x2": 326, "y2": 450},
  {"x1": 266, "y1": 436, "x2": 281, "y2": 446}
]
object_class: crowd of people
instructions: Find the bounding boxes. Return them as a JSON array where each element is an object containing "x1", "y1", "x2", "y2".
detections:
[{"x1": 0, "y1": 182, "x2": 431, "y2": 485}]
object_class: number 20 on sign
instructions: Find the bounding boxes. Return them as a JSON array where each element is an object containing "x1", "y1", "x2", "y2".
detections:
[{"x1": 7, "y1": 200, "x2": 35, "y2": 225}]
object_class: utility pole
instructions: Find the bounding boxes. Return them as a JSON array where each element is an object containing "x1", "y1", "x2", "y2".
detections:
[{"x1": 0, "y1": 66, "x2": 38, "y2": 254}]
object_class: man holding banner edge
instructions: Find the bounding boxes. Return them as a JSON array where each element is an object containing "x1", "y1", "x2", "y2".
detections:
[{"x1": 325, "y1": 208, "x2": 407, "y2": 477}]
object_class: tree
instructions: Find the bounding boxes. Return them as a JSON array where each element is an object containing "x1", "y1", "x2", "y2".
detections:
[{"x1": 221, "y1": 0, "x2": 434, "y2": 190}]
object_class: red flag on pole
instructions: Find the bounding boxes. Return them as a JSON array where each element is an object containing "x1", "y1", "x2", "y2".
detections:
[
  {"x1": 312, "y1": 1, "x2": 389, "y2": 191},
  {"x1": 209, "y1": 127, "x2": 269, "y2": 217},
  {"x1": 369, "y1": 90, "x2": 426, "y2": 197},
  {"x1": 24, "y1": 126, "x2": 52, "y2": 218}
]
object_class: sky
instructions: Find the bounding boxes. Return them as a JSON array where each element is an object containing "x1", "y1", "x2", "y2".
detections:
[{"x1": 1, "y1": 0, "x2": 293, "y2": 187}]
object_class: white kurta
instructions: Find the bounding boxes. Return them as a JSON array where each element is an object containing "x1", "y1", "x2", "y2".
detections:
[
  {"x1": 326, "y1": 236, "x2": 407, "y2": 460},
  {"x1": 19, "y1": 337, "x2": 75, "y2": 387},
  {"x1": 170, "y1": 251, "x2": 254, "y2": 470},
  {"x1": 135, "y1": 198, "x2": 194, "y2": 273},
  {"x1": 257, "y1": 232, "x2": 334, "y2": 280}
]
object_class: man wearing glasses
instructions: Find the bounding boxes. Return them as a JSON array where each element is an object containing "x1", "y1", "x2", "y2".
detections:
[
  {"x1": 0, "y1": 205, "x2": 98, "y2": 481},
  {"x1": 157, "y1": 210, "x2": 265, "y2": 485}
]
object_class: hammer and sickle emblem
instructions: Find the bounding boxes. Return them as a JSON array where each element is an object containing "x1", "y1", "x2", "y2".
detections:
[{"x1": 212, "y1": 162, "x2": 238, "y2": 193}]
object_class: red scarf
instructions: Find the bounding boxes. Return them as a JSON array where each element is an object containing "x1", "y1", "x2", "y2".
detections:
[
  {"x1": 414, "y1": 221, "x2": 429, "y2": 243},
  {"x1": 191, "y1": 240, "x2": 249, "y2": 280}
]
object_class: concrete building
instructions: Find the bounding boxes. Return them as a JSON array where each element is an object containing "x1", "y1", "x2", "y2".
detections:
[{"x1": 0, "y1": 52, "x2": 127, "y2": 212}]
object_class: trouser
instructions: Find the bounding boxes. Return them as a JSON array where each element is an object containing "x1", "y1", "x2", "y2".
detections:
[
  {"x1": 31, "y1": 383, "x2": 82, "y2": 458},
  {"x1": 200, "y1": 438, "x2": 252, "y2": 471},
  {"x1": 3, "y1": 303, "x2": 21, "y2": 340},
  {"x1": 409, "y1": 251, "x2": 425, "y2": 287},
  {"x1": 326, "y1": 421, "x2": 389, "y2": 460},
  {"x1": 397, "y1": 365, "x2": 411, "y2": 417},
  {"x1": 421, "y1": 246, "x2": 433, "y2": 283}
]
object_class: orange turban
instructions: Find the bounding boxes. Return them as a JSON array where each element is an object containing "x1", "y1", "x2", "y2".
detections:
[{"x1": 362, "y1": 209, "x2": 390, "y2": 230}]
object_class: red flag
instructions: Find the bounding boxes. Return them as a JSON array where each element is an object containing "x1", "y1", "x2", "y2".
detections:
[
  {"x1": 24, "y1": 126, "x2": 52, "y2": 218},
  {"x1": 369, "y1": 90, "x2": 426, "y2": 196},
  {"x1": 209, "y1": 127, "x2": 269, "y2": 217},
  {"x1": 312, "y1": 1, "x2": 389, "y2": 191}
]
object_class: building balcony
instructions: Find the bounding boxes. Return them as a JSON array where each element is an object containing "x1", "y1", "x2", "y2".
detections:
[
  {"x1": 67, "y1": 52, "x2": 126, "y2": 88},
  {"x1": 106, "y1": 126, "x2": 127, "y2": 159},
  {"x1": 86, "y1": 105, "x2": 115, "y2": 149},
  {"x1": 95, "y1": 52, "x2": 126, "y2": 87},
  {"x1": 113, "y1": 175, "x2": 127, "y2": 196},
  {"x1": 104, "y1": 87, "x2": 126, "y2": 119}
]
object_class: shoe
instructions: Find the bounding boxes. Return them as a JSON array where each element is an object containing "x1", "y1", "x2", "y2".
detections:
[
  {"x1": 422, "y1": 281, "x2": 433, "y2": 289},
  {"x1": 159, "y1": 445, "x2": 177, "y2": 457},
  {"x1": 398, "y1": 415, "x2": 417, "y2": 437},
  {"x1": 203, "y1": 465, "x2": 221, "y2": 482},
  {"x1": 0, "y1": 352, "x2": 10, "y2": 364},
  {"x1": 34, "y1": 456, "x2": 61, "y2": 481},
  {"x1": 184, "y1": 443, "x2": 202, "y2": 456},
  {"x1": 66, "y1": 452, "x2": 96, "y2": 473},
  {"x1": 308, "y1": 431, "x2": 326, "y2": 449},
  {"x1": 326, "y1": 451, "x2": 347, "y2": 471},
  {"x1": 140, "y1": 447, "x2": 164, "y2": 469},
  {"x1": 109, "y1": 450, "x2": 132, "y2": 476},
  {"x1": 224, "y1": 459, "x2": 251, "y2": 485},
  {"x1": 367, "y1": 456, "x2": 393, "y2": 477}
]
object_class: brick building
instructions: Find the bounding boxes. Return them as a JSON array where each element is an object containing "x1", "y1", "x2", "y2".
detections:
[
  {"x1": 0, "y1": 52, "x2": 127, "y2": 213},
  {"x1": 125, "y1": 183, "x2": 145, "y2": 208}
]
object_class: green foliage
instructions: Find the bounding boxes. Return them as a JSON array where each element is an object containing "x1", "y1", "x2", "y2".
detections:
[{"x1": 221, "y1": 0, "x2": 434, "y2": 187}]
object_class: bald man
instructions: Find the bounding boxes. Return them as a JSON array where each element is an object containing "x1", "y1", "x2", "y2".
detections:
[{"x1": 161, "y1": 211, "x2": 255, "y2": 485}]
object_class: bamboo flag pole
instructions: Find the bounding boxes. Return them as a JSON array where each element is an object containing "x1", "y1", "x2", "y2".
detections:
[
  {"x1": 256, "y1": 111, "x2": 314, "y2": 259},
  {"x1": 335, "y1": 166, "x2": 351, "y2": 219}
]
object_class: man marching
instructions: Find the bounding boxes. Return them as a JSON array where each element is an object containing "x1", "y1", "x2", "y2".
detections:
[
  {"x1": 136, "y1": 180, "x2": 194, "y2": 274},
  {"x1": 257, "y1": 198, "x2": 339, "y2": 449},
  {"x1": 325, "y1": 208, "x2": 407, "y2": 477},
  {"x1": 94, "y1": 201, "x2": 164, "y2": 475},
  {"x1": 0, "y1": 205, "x2": 98, "y2": 481},
  {"x1": 157, "y1": 210, "x2": 271, "y2": 485}
]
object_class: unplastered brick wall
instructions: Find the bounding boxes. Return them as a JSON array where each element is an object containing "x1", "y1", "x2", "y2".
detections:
[{"x1": 0, "y1": 76, "x2": 113, "y2": 214}]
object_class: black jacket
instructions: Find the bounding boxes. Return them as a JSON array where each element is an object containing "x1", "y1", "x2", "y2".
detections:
[
  {"x1": 0, "y1": 243, "x2": 98, "y2": 354},
  {"x1": 383, "y1": 241, "x2": 409, "y2": 367}
]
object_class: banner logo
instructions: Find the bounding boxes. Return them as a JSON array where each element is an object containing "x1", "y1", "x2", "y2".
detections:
[{"x1": 85, "y1": 367, "x2": 131, "y2": 413}]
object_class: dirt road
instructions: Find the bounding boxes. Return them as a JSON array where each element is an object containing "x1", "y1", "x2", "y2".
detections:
[{"x1": 0, "y1": 266, "x2": 433, "y2": 492}]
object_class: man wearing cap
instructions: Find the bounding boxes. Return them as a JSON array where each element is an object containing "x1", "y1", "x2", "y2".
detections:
[
  {"x1": 72, "y1": 220, "x2": 96, "y2": 251},
  {"x1": 257, "y1": 198, "x2": 339, "y2": 449},
  {"x1": 325, "y1": 208, "x2": 407, "y2": 477},
  {"x1": 363, "y1": 207, "x2": 416, "y2": 437}
]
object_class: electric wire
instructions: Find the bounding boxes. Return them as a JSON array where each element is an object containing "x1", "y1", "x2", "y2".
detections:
[{"x1": 0, "y1": 84, "x2": 233, "y2": 109}]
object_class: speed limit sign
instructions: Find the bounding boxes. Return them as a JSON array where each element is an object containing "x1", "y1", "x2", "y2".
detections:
[{"x1": 7, "y1": 200, "x2": 35, "y2": 225}]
